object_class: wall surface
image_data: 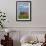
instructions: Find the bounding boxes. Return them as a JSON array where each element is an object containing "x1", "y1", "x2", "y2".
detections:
[
  {"x1": 0, "y1": 0, "x2": 46, "y2": 27},
  {"x1": 0, "y1": 0, "x2": 46, "y2": 46}
]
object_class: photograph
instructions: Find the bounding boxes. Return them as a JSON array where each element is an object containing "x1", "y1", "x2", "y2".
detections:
[{"x1": 16, "y1": 1, "x2": 31, "y2": 21}]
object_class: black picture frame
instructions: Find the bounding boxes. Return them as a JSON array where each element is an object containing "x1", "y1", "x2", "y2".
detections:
[{"x1": 16, "y1": 1, "x2": 31, "y2": 21}]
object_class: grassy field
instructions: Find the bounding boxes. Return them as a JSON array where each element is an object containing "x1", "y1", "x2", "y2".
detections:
[{"x1": 18, "y1": 12, "x2": 29, "y2": 19}]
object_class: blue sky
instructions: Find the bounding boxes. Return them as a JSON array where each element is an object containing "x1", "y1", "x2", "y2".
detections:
[
  {"x1": 17, "y1": 2, "x2": 29, "y2": 15},
  {"x1": 19, "y1": 5, "x2": 29, "y2": 12}
]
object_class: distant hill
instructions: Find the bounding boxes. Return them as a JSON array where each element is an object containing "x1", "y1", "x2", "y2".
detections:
[{"x1": 18, "y1": 12, "x2": 29, "y2": 19}]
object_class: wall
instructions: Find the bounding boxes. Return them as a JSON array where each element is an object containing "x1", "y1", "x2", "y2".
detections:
[
  {"x1": 0, "y1": 0, "x2": 46, "y2": 27},
  {"x1": 0, "y1": 0, "x2": 46, "y2": 46}
]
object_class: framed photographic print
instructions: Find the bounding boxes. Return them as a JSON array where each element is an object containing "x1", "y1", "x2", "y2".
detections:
[{"x1": 16, "y1": 1, "x2": 31, "y2": 21}]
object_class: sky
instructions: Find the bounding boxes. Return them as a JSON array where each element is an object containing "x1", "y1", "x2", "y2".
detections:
[{"x1": 17, "y1": 2, "x2": 30, "y2": 15}]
